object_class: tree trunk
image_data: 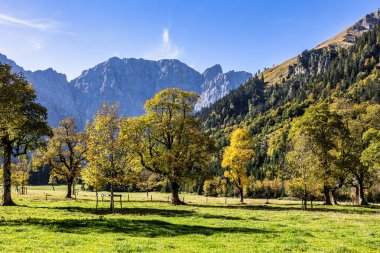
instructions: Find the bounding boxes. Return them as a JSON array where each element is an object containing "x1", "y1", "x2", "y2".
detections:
[
  {"x1": 66, "y1": 178, "x2": 73, "y2": 198},
  {"x1": 358, "y1": 178, "x2": 368, "y2": 206},
  {"x1": 2, "y1": 141, "x2": 15, "y2": 206},
  {"x1": 281, "y1": 177, "x2": 285, "y2": 197},
  {"x1": 323, "y1": 185, "x2": 332, "y2": 205},
  {"x1": 197, "y1": 178, "x2": 205, "y2": 195},
  {"x1": 331, "y1": 188, "x2": 338, "y2": 205},
  {"x1": 171, "y1": 181, "x2": 185, "y2": 205},
  {"x1": 302, "y1": 198, "x2": 307, "y2": 210},
  {"x1": 110, "y1": 184, "x2": 115, "y2": 213},
  {"x1": 238, "y1": 187, "x2": 244, "y2": 204}
]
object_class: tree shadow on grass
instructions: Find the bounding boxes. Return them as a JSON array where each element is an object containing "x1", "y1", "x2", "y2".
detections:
[
  {"x1": 30, "y1": 206, "x2": 246, "y2": 220},
  {"x1": 24, "y1": 205, "x2": 196, "y2": 217},
  {"x1": 0, "y1": 217, "x2": 273, "y2": 237},
  {"x1": 200, "y1": 214, "x2": 243, "y2": 220},
  {"x1": 189, "y1": 203, "x2": 380, "y2": 214}
]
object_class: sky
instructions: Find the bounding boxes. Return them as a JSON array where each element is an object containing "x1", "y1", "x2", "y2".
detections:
[{"x1": 0, "y1": 0, "x2": 379, "y2": 80}]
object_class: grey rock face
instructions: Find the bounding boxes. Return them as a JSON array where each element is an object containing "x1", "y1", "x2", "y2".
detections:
[
  {"x1": 345, "y1": 9, "x2": 380, "y2": 43},
  {"x1": 195, "y1": 65, "x2": 252, "y2": 110},
  {"x1": 70, "y1": 57, "x2": 204, "y2": 126}
]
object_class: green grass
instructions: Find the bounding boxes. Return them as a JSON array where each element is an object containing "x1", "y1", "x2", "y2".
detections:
[{"x1": 0, "y1": 186, "x2": 379, "y2": 252}]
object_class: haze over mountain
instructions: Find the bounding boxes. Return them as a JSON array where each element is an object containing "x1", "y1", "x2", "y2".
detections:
[{"x1": 0, "y1": 54, "x2": 251, "y2": 127}]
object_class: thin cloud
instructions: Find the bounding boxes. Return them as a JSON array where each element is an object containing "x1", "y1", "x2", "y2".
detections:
[
  {"x1": 145, "y1": 28, "x2": 183, "y2": 59},
  {"x1": 162, "y1": 28, "x2": 170, "y2": 44},
  {"x1": 0, "y1": 13, "x2": 58, "y2": 31},
  {"x1": 29, "y1": 39, "x2": 44, "y2": 50}
]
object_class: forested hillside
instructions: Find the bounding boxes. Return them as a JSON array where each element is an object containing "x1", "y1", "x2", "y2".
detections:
[{"x1": 197, "y1": 23, "x2": 380, "y2": 188}]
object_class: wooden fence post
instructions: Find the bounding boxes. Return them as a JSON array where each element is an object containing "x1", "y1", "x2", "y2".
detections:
[{"x1": 96, "y1": 194, "x2": 98, "y2": 211}]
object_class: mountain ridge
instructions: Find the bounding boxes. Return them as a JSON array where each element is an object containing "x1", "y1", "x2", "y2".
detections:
[
  {"x1": 0, "y1": 53, "x2": 251, "y2": 127},
  {"x1": 262, "y1": 8, "x2": 380, "y2": 85}
]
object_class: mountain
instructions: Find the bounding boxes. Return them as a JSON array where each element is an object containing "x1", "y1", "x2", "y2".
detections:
[
  {"x1": 70, "y1": 57, "x2": 204, "y2": 125},
  {"x1": 70, "y1": 58, "x2": 251, "y2": 126},
  {"x1": 197, "y1": 8, "x2": 380, "y2": 178},
  {"x1": 195, "y1": 64, "x2": 252, "y2": 110},
  {"x1": 262, "y1": 8, "x2": 380, "y2": 85},
  {"x1": 0, "y1": 53, "x2": 79, "y2": 126},
  {"x1": 0, "y1": 54, "x2": 251, "y2": 127}
]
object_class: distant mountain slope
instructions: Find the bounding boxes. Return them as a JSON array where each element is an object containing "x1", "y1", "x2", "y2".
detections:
[
  {"x1": 0, "y1": 53, "x2": 79, "y2": 126},
  {"x1": 197, "y1": 15, "x2": 380, "y2": 181},
  {"x1": 70, "y1": 57, "x2": 204, "y2": 123},
  {"x1": 198, "y1": 8, "x2": 380, "y2": 142},
  {"x1": 195, "y1": 64, "x2": 252, "y2": 110},
  {"x1": 0, "y1": 54, "x2": 251, "y2": 127},
  {"x1": 262, "y1": 8, "x2": 380, "y2": 85}
]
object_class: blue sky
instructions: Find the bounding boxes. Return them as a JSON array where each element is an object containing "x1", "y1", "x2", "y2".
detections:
[{"x1": 0, "y1": 0, "x2": 378, "y2": 80}]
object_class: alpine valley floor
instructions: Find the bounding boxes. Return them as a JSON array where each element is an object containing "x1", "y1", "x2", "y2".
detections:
[{"x1": 0, "y1": 185, "x2": 379, "y2": 252}]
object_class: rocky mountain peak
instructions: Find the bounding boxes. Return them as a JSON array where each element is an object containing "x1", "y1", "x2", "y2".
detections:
[
  {"x1": 345, "y1": 9, "x2": 380, "y2": 43},
  {"x1": 203, "y1": 64, "x2": 223, "y2": 81}
]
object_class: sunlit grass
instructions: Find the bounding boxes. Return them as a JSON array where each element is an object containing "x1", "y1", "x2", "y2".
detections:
[{"x1": 0, "y1": 185, "x2": 379, "y2": 252}]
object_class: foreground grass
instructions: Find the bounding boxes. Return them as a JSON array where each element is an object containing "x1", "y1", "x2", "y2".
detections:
[{"x1": 0, "y1": 186, "x2": 379, "y2": 252}]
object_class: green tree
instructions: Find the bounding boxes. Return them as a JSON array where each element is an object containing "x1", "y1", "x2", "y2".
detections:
[
  {"x1": 361, "y1": 129, "x2": 380, "y2": 189},
  {"x1": 221, "y1": 128, "x2": 254, "y2": 203},
  {"x1": 268, "y1": 125, "x2": 290, "y2": 195},
  {"x1": 361, "y1": 128, "x2": 380, "y2": 167},
  {"x1": 332, "y1": 100, "x2": 380, "y2": 205},
  {"x1": 11, "y1": 155, "x2": 34, "y2": 195},
  {"x1": 136, "y1": 169, "x2": 163, "y2": 196},
  {"x1": 286, "y1": 135, "x2": 323, "y2": 210},
  {"x1": 290, "y1": 102, "x2": 345, "y2": 205},
  {"x1": 121, "y1": 88, "x2": 215, "y2": 205},
  {"x1": 83, "y1": 104, "x2": 131, "y2": 212},
  {"x1": 33, "y1": 118, "x2": 85, "y2": 198},
  {"x1": 0, "y1": 64, "x2": 51, "y2": 206}
]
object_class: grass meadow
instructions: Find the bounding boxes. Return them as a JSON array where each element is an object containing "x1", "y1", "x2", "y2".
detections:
[{"x1": 0, "y1": 185, "x2": 379, "y2": 252}]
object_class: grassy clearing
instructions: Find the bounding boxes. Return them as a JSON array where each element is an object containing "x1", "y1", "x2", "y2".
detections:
[{"x1": 0, "y1": 186, "x2": 379, "y2": 252}]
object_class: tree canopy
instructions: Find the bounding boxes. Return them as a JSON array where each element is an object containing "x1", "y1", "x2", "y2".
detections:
[
  {"x1": 33, "y1": 118, "x2": 85, "y2": 198},
  {"x1": 121, "y1": 88, "x2": 216, "y2": 205},
  {"x1": 0, "y1": 64, "x2": 51, "y2": 205}
]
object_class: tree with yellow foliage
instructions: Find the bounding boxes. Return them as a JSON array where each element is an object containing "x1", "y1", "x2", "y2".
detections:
[
  {"x1": 83, "y1": 103, "x2": 132, "y2": 212},
  {"x1": 121, "y1": 88, "x2": 215, "y2": 205},
  {"x1": 33, "y1": 118, "x2": 85, "y2": 198},
  {"x1": 9, "y1": 155, "x2": 33, "y2": 195},
  {"x1": 286, "y1": 135, "x2": 323, "y2": 210},
  {"x1": 0, "y1": 64, "x2": 51, "y2": 206},
  {"x1": 221, "y1": 128, "x2": 254, "y2": 203}
]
